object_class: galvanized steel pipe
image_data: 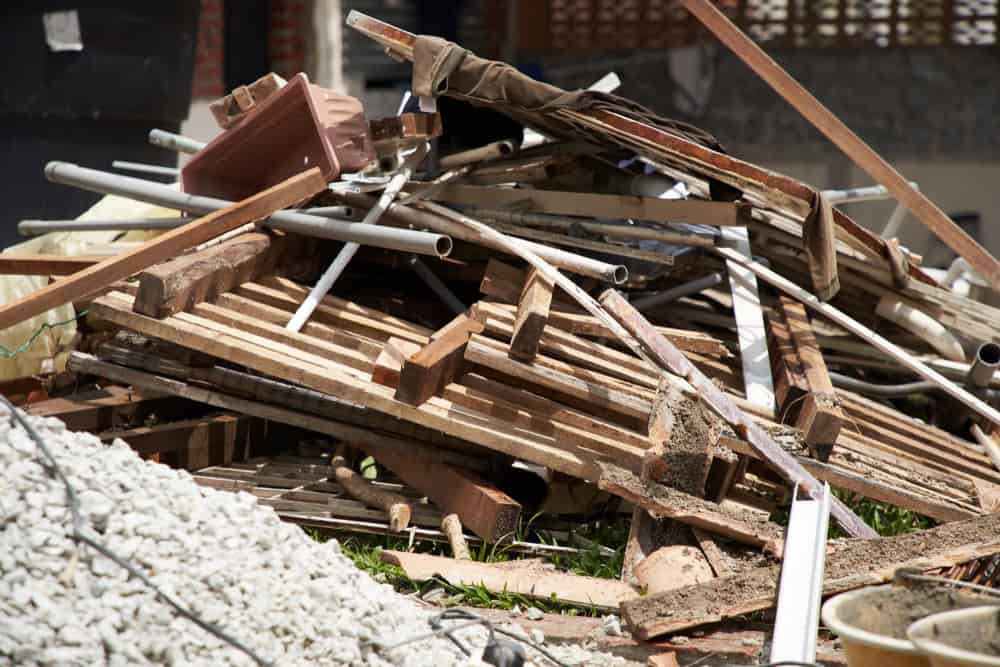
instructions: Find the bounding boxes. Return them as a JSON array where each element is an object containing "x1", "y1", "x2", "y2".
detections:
[
  {"x1": 969, "y1": 342, "x2": 1000, "y2": 389},
  {"x1": 44, "y1": 162, "x2": 451, "y2": 257},
  {"x1": 148, "y1": 129, "x2": 207, "y2": 154},
  {"x1": 340, "y1": 193, "x2": 627, "y2": 284}
]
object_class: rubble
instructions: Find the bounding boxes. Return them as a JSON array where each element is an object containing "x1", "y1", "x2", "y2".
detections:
[{"x1": 3, "y1": 4, "x2": 1000, "y2": 666}]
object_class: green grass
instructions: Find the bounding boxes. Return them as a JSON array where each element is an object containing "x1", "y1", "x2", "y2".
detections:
[
  {"x1": 302, "y1": 513, "x2": 629, "y2": 616},
  {"x1": 308, "y1": 488, "x2": 933, "y2": 615}
]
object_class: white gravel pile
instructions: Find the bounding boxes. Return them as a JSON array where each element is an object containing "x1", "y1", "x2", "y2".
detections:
[{"x1": 0, "y1": 405, "x2": 631, "y2": 666}]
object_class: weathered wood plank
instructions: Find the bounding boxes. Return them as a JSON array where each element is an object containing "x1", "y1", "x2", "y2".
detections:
[
  {"x1": 395, "y1": 315, "x2": 484, "y2": 406},
  {"x1": 509, "y1": 267, "x2": 553, "y2": 361}
]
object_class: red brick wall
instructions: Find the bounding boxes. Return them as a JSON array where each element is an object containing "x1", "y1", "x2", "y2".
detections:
[
  {"x1": 191, "y1": 0, "x2": 225, "y2": 99},
  {"x1": 190, "y1": 0, "x2": 309, "y2": 100}
]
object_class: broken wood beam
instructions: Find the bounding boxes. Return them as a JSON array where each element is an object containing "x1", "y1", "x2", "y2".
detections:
[
  {"x1": 622, "y1": 510, "x2": 1000, "y2": 639},
  {"x1": 360, "y1": 444, "x2": 521, "y2": 542},
  {"x1": 0, "y1": 168, "x2": 324, "y2": 330},
  {"x1": 777, "y1": 297, "x2": 846, "y2": 459},
  {"x1": 678, "y1": 0, "x2": 1000, "y2": 289},
  {"x1": 598, "y1": 288, "x2": 877, "y2": 539},
  {"x1": 133, "y1": 232, "x2": 281, "y2": 318},
  {"x1": 394, "y1": 314, "x2": 484, "y2": 406},
  {"x1": 332, "y1": 452, "x2": 412, "y2": 532},
  {"x1": 509, "y1": 267, "x2": 553, "y2": 361}
]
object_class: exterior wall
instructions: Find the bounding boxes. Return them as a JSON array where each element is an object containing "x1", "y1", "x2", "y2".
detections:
[{"x1": 542, "y1": 46, "x2": 1000, "y2": 262}]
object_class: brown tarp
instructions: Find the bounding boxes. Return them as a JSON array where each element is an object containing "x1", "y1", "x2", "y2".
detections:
[{"x1": 411, "y1": 35, "x2": 724, "y2": 154}]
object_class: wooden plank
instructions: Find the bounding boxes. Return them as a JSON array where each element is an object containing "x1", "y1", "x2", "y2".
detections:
[
  {"x1": 361, "y1": 445, "x2": 521, "y2": 542},
  {"x1": 465, "y1": 336, "x2": 652, "y2": 423},
  {"x1": 407, "y1": 182, "x2": 744, "y2": 226},
  {"x1": 89, "y1": 292, "x2": 605, "y2": 481},
  {"x1": 0, "y1": 169, "x2": 324, "y2": 330},
  {"x1": 778, "y1": 297, "x2": 845, "y2": 458},
  {"x1": 622, "y1": 510, "x2": 1000, "y2": 639},
  {"x1": 381, "y1": 550, "x2": 637, "y2": 610},
  {"x1": 480, "y1": 257, "x2": 527, "y2": 305},
  {"x1": 24, "y1": 385, "x2": 180, "y2": 432},
  {"x1": 133, "y1": 232, "x2": 279, "y2": 318},
  {"x1": 691, "y1": 527, "x2": 731, "y2": 577},
  {"x1": 509, "y1": 267, "x2": 553, "y2": 361},
  {"x1": 237, "y1": 278, "x2": 432, "y2": 344},
  {"x1": 395, "y1": 315, "x2": 484, "y2": 406},
  {"x1": 678, "y1": 0, "x2": 1000, "y2": 289},
  {"x1": 98, "y1": 413, "x2": 252, "y2": 469},
  {"x1": 0, "y1": 255, "x2": 103, "y2": 275},
  {"x1": 767, "y1": 314, "x2": 808, "y2": 411}
]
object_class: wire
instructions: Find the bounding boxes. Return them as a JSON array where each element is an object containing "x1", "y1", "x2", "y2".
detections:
[
  {"x1": 365, "y1": 607, "x2": 573, "y2": 667},
  {"x1": 0, "y1": 309, "x2": 87, "y2": 359},
  {"x1": 1, "y1": 395, "x2": 273, "y2": 666}
]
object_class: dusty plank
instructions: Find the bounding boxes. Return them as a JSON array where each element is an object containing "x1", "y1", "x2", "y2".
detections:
[
  {"x1": 133, "y1": 232, "x2": 280, "y2": 318},
  {"x1": 382, "y1": 550, "x2": 637, "y2": 610},
  {"x1": 0, "y1": 168, "x2": 324, "y2": 330},
  {"x1": 509, "y1": 267, "x2": 553, "y2": 361},
  {"x1": 623, "y1": 511, "x2": 1000, "y2": 639},
  {"x1": 395, "y1": 315, "x2": 484, "y2": 406}
]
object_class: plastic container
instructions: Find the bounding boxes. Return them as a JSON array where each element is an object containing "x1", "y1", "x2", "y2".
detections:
[
  {"x1": 908, "y1": 606, "x2": 1000, "y2": 667},
  {"x1": 823, "y1": 584, "x2": 998, "y2": 667},
  {"x1": 181, "y1": 73, "x2": 374, "y2": 201}
]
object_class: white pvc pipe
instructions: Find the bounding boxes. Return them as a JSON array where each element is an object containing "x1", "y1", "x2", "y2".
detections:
[
  {"x1": 875, "y1": 296, "x2": 966, "y2": 362},
  {"x1": 286, "y1": 166, "x2": 414, "y2": 332}
]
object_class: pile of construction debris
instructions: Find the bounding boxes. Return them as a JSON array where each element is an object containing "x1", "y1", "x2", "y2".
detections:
[{"x1": 4, "y1": 6, "x2": 1000, "y2": 666}]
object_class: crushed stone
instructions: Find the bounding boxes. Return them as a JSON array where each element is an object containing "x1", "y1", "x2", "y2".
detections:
[{"x1": 0, "y1": 405, "x2": 631, "y2": 666}]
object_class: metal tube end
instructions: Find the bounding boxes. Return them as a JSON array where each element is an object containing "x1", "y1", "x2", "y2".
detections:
[
  {"x1": 44, "y1": 161, "x2": 72, "y2": 183},
  {"x1": 611, "y1": 266, "x2": 629, "y2": 285},
  {"x1": 435, "y1": 236, "x2": 453, "y2": 257}
]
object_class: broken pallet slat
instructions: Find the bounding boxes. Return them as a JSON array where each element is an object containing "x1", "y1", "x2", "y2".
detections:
[
  {"x1": 0, "y1": 168, "x2": 324, "y2": 330},
  {"x1": 622, "y1": 510, "x2": 1000, "y2": 639},
  {"x1": 98, "y1": 413, "x2": 254, "y2": 469},
  {"x1": 133, "y1": 232, "x2": 280, "y2": 318},
  {"x1": 509, "y1": 267, "x2": 553, "y2": 361},
  {"x1": 381, "y1": 550, "x2": 638, "y2": 610}
]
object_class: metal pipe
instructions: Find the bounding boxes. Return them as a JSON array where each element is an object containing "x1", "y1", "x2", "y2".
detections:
[
  {"x1": 968, "y1": 342, "x2": 1000, "y2": 389},
  {"x1": 438, "y1": 140, "x2": 516, "y2": 171},
  {"x1": 148, "y1": 129, "x2": 207, "y2": 154},
  {"x1": 829, "y1": 372, "x2": 938, "y2": 397},
  {"x1": 409, "y1": 256, "x2": 466, "y2": 315},
  {"x1": 112, "y1": 160, "x2": 180, "y2": 177},
  {"x1": 632, "y1": 272, "x2": 725, "y2": 311},
  {"x1": 469, "y1": 208, "x2": 716, "y2": 247},
  {"x1": 822, "y1": 181, "x2": 919, "y2": 205},
  {"x1": 875, "y1": 296, "x2": 966, "y2": 363},
  {"x1": 340, "y1": 193, "x2": 627, "y2": 284},
  {"x1": 19, "y1": 206, "x2": 359, "y2": 236},
  {"x1": 45, "y1": 162, "x2": 451, "y2": 258},
  {"x1": 19, "y1": 217, "x2": 194, "y2": 235}
]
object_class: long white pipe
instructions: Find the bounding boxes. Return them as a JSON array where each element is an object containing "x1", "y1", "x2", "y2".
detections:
[
  {"x1": 875, "y1": 296, "x2": 966, "y2": 362},
  {"x1": 286, "y1": 163, "x2": 417, "y2": 332}
]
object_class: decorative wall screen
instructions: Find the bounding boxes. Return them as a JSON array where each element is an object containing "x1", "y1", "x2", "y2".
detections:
[{"x1": 493, "y1": 0, "x2": 998, "y2": 52}]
